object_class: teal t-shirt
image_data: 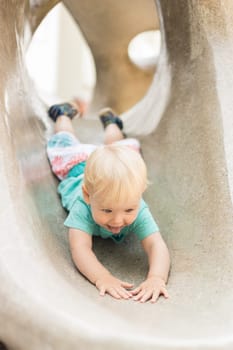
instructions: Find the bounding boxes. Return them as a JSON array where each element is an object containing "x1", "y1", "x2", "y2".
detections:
[{"x1": 58, "y1": 162, "x2": 159, "y2": 243}]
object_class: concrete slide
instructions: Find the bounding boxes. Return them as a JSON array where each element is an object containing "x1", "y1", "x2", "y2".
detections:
[{"x1": 1, "y1": 0, "x2": 233, "y2": 349}]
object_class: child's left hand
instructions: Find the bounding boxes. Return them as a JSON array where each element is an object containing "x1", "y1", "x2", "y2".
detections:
[{"x1": 131, "y1": 276, "x2": 169, "y2": 303}]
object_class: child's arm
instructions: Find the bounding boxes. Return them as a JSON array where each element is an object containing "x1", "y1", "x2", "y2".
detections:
[
  {"x1": 132, "y1": 232, "x2": 170, "y2": 303},
  {"x1": 69, "y1": 228, "x2": 134, "y2": 299}
]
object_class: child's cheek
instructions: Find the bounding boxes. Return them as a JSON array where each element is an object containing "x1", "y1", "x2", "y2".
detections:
[
  {"x1": 129, "y1": 212, "x2": 138, "y2": 224},
  {"x1": 92, "y1": 210, "x2": 105, "y2": 225}
]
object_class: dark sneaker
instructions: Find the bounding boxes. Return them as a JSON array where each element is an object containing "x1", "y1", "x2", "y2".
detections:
[
  {"x1": 99, "y1": 107, "x2": 124, "y2": 131},
  {"x1": 48, "y1": 103, "x2": 79, "y2": 122}
]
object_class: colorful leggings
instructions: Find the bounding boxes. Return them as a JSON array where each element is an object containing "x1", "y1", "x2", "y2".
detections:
[{"x1": 47, "y1": 131, "x2": 141, "y2": 180}]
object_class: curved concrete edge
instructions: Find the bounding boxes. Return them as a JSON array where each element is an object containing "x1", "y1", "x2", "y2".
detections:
[
  {"x1": 1, "y1": 1, "x2": 233, "y2": 350},
  {"x1": 204, "y1": 2, "x2": 233, "y2": 203},
  {"x1": 122, "y1": 0, "x2": 171, "y2": 136},
  {"x1": 28, "y1": 0, "x2": 61, "y2": 32}
]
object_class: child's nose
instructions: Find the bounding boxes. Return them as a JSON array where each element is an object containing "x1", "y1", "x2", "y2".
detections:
[{"x1": 111, "y1": 213, "x2": 124, "y2": 225}]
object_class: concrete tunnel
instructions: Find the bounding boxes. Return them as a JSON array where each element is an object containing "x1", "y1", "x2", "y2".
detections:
[{"x1": 0, "y1": 1, "x2": 233, "y2": 349}]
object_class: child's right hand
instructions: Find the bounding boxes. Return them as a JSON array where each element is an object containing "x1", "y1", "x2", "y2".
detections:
[{"x1": 95, "y1": 274, "x2": 134, "y2": 300}]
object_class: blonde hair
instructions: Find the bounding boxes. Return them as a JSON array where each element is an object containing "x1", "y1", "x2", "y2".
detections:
[{"x1": 84, "y1": 144, "x2": 148, "y2": 204}]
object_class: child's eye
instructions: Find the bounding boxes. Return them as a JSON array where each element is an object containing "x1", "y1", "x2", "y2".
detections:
[
  {"x1": 125, "y1": 209, "x2": 134, "y2": 213},
  {"x1": 101, "y1": 209, "x2": 112, "y2": 213}
]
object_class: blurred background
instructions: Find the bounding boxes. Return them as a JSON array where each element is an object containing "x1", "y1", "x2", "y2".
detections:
[{"x1": 26, "y1": 3, "x2": 161, "y2": 106}]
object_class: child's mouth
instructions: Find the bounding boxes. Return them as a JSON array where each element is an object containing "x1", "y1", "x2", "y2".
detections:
[{"x1": 107, "y1": 225, "x2": 123, "y2": 234}]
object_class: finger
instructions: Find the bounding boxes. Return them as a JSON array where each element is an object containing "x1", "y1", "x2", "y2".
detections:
[
  {"x1": 131, "y1": 286, "x2": 142, "y2": 295},
  {"x1": 99, "y1": 286, "x2": 106, "y2": 297},
  {"x1": 161, "y1": 287, "x2": 170, "y2": 299},
  {"x1": 151, "y1": 288, "x2": 169, "y2": 303},
  {"x1": 133, "y1": 289, "x2": 146, "y2": 301},
  {"x1": 107, "y1": 288, "x2": 121, "y2": 300},
  {"x1": 120, "y1": 281, "x2": 134, "y2": 289},
  {"x1": 151, "y1": 290, "x2": 160, "y2": 303},
  {"x1": 140, "y1": 290, "x2": 154, "y2": 303},
  {"x1": 121, "y1": 287, "x2": 133, "y2": 298},
  {"x1": 117, "y1": 287, "x2": 133, "y2": 299}
]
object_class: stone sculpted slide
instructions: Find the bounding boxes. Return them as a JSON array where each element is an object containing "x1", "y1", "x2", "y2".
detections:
[{"x1": 0, "y1": 1, "x2": 233, "y2": 349}]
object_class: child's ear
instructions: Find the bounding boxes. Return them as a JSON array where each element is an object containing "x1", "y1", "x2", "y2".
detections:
[{"x1": 82, "y1": 185, "x2": 90, "y2": 204}]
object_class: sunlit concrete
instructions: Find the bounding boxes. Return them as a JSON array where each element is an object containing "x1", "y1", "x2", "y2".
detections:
[{"x1": 0, "y1": 1, "x2": 233, "y2": 350}]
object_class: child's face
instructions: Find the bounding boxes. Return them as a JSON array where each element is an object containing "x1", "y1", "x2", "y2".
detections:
[{"x1": 88, "y1": 195, "x2": 141, "y2": 234}]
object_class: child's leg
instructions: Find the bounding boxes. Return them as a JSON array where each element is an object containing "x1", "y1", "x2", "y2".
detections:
[
  {"x1": 47, "y1": 103, "x2": 96, "y2": 180},
  {"x1": 99, "y1": 108, "x2": 125, "y2": 145},
  {"x1": 48, "y1": 100, "x2": 81, "y2": 136},
  {"x1": 103, "y1": 123, "x2": 124, "y2": 144},
  {"x1": 48, "y1": 98, "x2": 87, "y2": 119},
  {"x1": 54, "y1": 106, "x2": 124, "y2": 143},
  {"x1": 54, "y1": 115, "x2": 76, "y2": 135},
  {"x1": 99, "y1": 107, "x2": 141, "y2": 152}
]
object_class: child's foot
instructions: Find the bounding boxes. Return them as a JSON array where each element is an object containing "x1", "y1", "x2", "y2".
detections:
[
  {"x1": 73, "y1": 98, "x2": 88, "y2": 117},
  {"x1": 99, "y1": 107, "x2": 124, "y2": 130},
  {"x1": 48, "y1": 102, "x2": 79, "y2": 122}
]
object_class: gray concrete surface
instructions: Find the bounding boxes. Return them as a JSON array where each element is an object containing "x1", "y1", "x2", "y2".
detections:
[{"x1": 0, "y1": 1, "x2": 233, "y2": 349}]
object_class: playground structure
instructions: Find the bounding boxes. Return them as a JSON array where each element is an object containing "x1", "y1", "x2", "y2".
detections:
[{"x1": 0, "y1": 1, "x2": 233, "y2": 349}]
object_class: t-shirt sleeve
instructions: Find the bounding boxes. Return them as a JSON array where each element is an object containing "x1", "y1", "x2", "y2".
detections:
[
  {"x1": 64, "y1": 199, "x2": 95, "y2": 235},
  {"x1": 132, "y1": 206, "x2": 159, "y2": 241}
]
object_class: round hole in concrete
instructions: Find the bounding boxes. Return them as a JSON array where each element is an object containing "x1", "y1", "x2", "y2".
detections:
[{"x1": 128, "y1": 30, "x2": 161, "y2": 71}]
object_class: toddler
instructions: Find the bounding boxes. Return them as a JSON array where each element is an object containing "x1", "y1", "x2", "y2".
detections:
[{"x1": 47, "y1": 101, "x2": 170, "y2": 303}]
